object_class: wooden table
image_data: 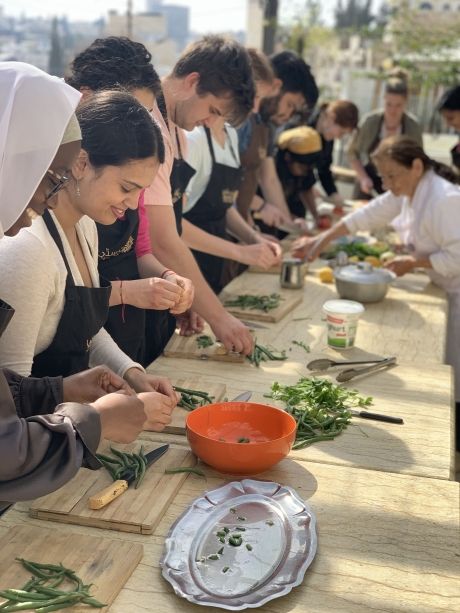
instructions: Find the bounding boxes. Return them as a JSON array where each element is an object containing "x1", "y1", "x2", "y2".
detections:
[
  {"x1": 150, "y1": 357, "x2": 455, "y2": 481},
  {"x1": 225, "y1": 269, "x2": 447, "y2": 364},
  {"x1": 2, "y1": 460, "x2": 458, "y2": 613}
]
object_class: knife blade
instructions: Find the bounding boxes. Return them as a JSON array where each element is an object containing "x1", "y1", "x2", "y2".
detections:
[
  {"x1": 237, "y1": 319, "x2": 269, "y2": 330},
  {"x1": 349, "y1": 410, "x2": 404, "y2": 424},
  {"x1": 231, "y1": 391, "x2": 252, "y2": 402},
  {"x1": 88, "y1": 444, "x2": 169, "y2": 510}
]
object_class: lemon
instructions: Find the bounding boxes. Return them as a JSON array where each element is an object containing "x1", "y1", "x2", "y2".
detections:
[
  {"x1": 364, "y1": 255, "x2": 381, "y2": 267},
  {"x1": 380, "y1": 251, "x2": 396, "y2": 265},
  {"x1": 318, "y1": 267, "x2": 334, "y2": 283}
]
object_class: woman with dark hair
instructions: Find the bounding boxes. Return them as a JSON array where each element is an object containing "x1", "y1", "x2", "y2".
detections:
[
  {"x1": 293, "y1": 135, "x2": 460, "y2": 446},
  {"x1": 437, "y1": 84, "x2": 460, "y2": 170},
  {"x1": 67, "y1": 37, "x2": 193, "y2": 365},
  {"x1": 348, "y1": 70, "x2": 423, "y2": 197},
  {"x1": 0, "y1": 90, "x2": 179, "y2": 414}
]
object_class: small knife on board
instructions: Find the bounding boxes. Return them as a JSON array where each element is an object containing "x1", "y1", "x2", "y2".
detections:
[
  {"x1": 88, "y1": 444, "x2": 169, "y2": 510},
  {"x1": 349, "y1": 410, "x2": 404, "y2": 424}
]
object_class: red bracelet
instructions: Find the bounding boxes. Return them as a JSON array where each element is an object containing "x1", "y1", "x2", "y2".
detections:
[{"x1": 160, "y1": 269, "x2": 175, "y2": 279}]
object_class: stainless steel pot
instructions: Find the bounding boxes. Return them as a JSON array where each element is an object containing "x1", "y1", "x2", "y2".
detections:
[
  {"x1": 334, "y1": 262, "x2": 396, "y2": 303},
  {"x1": 280, "y1": 258, "x2": 306, "y2": 289}
]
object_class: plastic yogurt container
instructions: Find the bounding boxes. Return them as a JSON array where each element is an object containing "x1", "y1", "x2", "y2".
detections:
[{"x1": 322, "y1": 299, "x2": 365, "y2": 349}]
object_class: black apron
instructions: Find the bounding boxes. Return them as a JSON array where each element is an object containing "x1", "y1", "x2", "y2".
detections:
[
  {"x1": 143, "y1": 126, "x2": 196, "y2": 366},
  {"x1": 184, "y1": 126, "x2": 242, "y2": 293},
  {"x1": 97, "y1": 209, "x2": 145, "y2": 364},
  {"x1": 31, "y1": 211, "x2": 111, "y2": 378}
]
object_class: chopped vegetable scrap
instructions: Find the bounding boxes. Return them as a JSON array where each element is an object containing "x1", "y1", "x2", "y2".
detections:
[
  {"x1": 196, "y1": 334, "x2": 214, "y2": 348},
  {"x1": 266, "y1": 377, "x2": 373, "y2": 449},
  {"x1": 224, "y1": 293, "x2": 283, "y2": 312},
  {"x1": 96, "y1": 446, "x2": 147, "y2": 489},
  {"x1": 164, "y1": 467, "x2": 205, "y2": 476},
  {"x1": 248, "y1": 343, "x2": 287, "y2": 367},
  {"x1": 173, "y1": 386, "x2": 215, "y2": 410}
]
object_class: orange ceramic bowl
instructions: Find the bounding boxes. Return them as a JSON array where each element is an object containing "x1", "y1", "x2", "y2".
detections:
[{"x1": 186, "y1": 402, "x2": 297, "y2": 475}]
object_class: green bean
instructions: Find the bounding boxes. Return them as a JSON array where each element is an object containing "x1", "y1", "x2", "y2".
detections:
[
  {"x1": 222, "y1": 566, "x2": 230, "y2": 573},
  {"x1": 0, "y1": 590, "x2": 48, "y2": 600},
  {"x1": 135, "y1": 454, "x2": 146, "y2": 489}
]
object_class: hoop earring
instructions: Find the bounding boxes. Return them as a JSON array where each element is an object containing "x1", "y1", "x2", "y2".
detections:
[{"x1": 76, "y1": 180, "x2": 81, "y2": 197}]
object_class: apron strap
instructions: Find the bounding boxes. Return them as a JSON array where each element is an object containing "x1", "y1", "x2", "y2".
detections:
[
  {"x1": 204, "y1": 127, "x2": 216, "y2": 163},
  {"x1": 175, "y1": 127, "x2": 183, "y2": 160},
  {"x1": 42, "y1": 210, "x2": 75, "y2": 282},
  {"x1": 224, "y1": 125, "x2": 239, "y2": 165}
]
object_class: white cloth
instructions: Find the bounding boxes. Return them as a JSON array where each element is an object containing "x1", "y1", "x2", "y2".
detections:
[
  {"x1": 0, "y1": 212, "x2": 142, "y2": 378},
  {"x1": 183, "y1": 125, "x2": 240, "y2": 212},
  {"x1": 344, "y1": 169, "x2": 460, "y2": 399},
  {"x1": 0, "y1": 62, "x2": 81, "y2": 236}
]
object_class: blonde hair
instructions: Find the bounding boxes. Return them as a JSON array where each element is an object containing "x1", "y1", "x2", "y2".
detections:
[{"x1": 385, "y1": 68, "x2": 409, "y2": 98}]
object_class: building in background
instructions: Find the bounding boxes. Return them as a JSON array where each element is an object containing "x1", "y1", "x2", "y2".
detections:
[{"x1": 146, "y1": 0, "x2": 190, "y2": 51}]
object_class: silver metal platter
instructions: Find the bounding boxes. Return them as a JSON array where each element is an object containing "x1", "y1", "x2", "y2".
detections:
[{"x1": 160, "y1": 479, "x2": 317, "y2": 610}]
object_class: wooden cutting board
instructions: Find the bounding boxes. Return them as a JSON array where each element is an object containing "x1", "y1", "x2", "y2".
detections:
[
  {"x1": 222, "y1": 292, "x2": 303, "y2": 323},
  {"x1": 164, "y1": 330, "x2": 246, "y2": 363},
  {"x1": 168, "y1": 376, "x2": 226, "y2": 435},
  {"x1": 0, "y1": 525, "x2": 142, "y2": 611},
  {"x1": 30, "y1": 443, "x2": 196, "y2": 534}
]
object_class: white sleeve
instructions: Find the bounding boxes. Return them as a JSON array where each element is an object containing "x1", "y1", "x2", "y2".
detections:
[
  {"x1": 183, "y1": 127, "x2": 209, "y2": 212},
  {"x1": 428, "y1": 194, "x2": 460, "y2": 278},
  {"x1": 343, "y1": 191, "x2": 403, "y2": 234},
  {"x1": 88, "y1": 327, "x2": 144, "y2": 378},
  {"x1": 0, "y1": 233, "x2": 55, "y2": 376}
]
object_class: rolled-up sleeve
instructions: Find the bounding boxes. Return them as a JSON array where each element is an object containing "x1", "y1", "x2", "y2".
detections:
[
  {"x1": 343, "y1": 192, "x2": 403, "y2": 234},
  {"x1": 428, "y1": 194, "x2": 460, "y2": 278},
  {"x1": 4, "y1": 368, "x2": 63, "y2": 416}
]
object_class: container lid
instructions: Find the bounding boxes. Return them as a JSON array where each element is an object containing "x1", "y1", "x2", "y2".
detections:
[
  {"x1": 323, "y1": 299, "x2": 365, "y2": 315},
  {"x1": 334, "y1": 262, "x2": 396, "y2": 285}
]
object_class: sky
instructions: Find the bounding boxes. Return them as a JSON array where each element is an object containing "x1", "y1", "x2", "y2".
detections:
[{"x1": 2, "y1": 1, "x2": 367, "y2": 31}]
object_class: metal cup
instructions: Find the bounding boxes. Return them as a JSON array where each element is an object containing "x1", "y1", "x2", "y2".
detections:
[{"x1": 280, "y1": 258, "x2": 305, "y2": 289}]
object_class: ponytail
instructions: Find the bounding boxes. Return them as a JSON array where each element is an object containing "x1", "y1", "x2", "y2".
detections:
[{"x1": 430, "y1": 158, "x2": 459, "y2": 185}]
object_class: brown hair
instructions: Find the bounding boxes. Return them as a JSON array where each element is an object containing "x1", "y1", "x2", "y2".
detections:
[
  {"x1": 325, "y1": 100, "x2": 359, "y2": 129},
  {"x1": 247, "y1": 48, "x2": 275, "y2": 84},
  {"x1": 371, "y1": 135, "x2": 459, "y2": 184},
  {"x1": 385, "y1": 68, "x2": 409, "y2": 98},
  {"x1": 172, "y1": 36, "x2": 254, "y2": 126}
]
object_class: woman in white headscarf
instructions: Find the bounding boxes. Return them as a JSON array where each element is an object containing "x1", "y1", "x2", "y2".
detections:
[{"x1": 0, "y1": 63, "x2": 153, "y2": 512}]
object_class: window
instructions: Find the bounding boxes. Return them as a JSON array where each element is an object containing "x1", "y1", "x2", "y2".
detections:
[{"x1": 419, "y1": 2, "x2": 433, "y2": 9}]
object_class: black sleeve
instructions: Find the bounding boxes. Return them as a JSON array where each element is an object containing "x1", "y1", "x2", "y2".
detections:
[
  {"x1": 3, "y1": 369, "x2": 64, "y2": 417},
  {"x1": 316, "y1": 141, "x2": 337, "y2": 196}
]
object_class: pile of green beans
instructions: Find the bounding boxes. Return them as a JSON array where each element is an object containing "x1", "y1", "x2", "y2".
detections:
[
  {"x1": 267, "y1": 377, "x2": 373, "y2": 449},
  {"x1": 247, "y1": 343, "x2": 287, "y2": 367},
  {"x1": 96, "y1": 446, "x2": 147, "y2": 489},
  {"x1": 173, "y1": 386, "x2": 215, "y2": 410},
  {"x1": 224, "y1": 293, "x2": 282, "y2": 312},
  {"x1": 0, "y1": 558, "x2": 105, "y2": 611},
  {"x1": 196, "y1": 334, "x2": 214, "y2": 348}
]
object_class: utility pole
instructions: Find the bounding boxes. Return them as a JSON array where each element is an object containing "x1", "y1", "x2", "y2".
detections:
[
  {"x1": 262, "y1": 0, "x2": 278, "y2": 55},
  {"x1": 127, "y1": 0, "x2": 133, "y2": 39}
]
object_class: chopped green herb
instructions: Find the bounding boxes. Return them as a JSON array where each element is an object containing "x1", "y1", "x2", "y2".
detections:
[
  {"x1": 246, "y1": 544, "x2": 253, "y2": 551},
  {"x1": 228, "y1": 536, "x2": 243, "y2": 547},
  {"x1": 223, "y1": 527, "x2": 230, "y2": 534},
  {"x1": 237, "y1": 437, "x2": 250, "y2": 443},
  {"x1": 196, "y1": 334, "x2": 214, "y2": 348},
  {"x1": 208, "y1": 554, "x2": 219, "y2": 560},
  {"x1": 265, "y1": 520, "x2": 274, "y2": 526},
  {"x1": 217, "y1": 547, "x2": 224, "y2": 555},
  {"x1": 222, "y1": 567, "x2": 230, "y2": 573},
  {"x1": 291, "y1": 340, "x2": 310, "y2": 353},
  {"x1": 236, "y1": 516, "x2": 246, "y2": 521},
  {"x1": 235, "y1": 526, "x2": 246, "y2": 531},
  {"x1": 230, "y1": 508, "x2": 236, "y2": 514},
  {"x1": 224, "y1": 293, "x2": 283, "y2": 313},
  {"x1": 165, "y1": 467, "x2": 205, "y2": 476}
]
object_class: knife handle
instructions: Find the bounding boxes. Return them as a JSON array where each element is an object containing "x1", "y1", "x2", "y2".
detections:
[
  {"x1": 88, "y1": 480, "x2": 129, "y2": 510},
  {"x1": 358, "y1": 411, "x2": 404, "y2": 424}
]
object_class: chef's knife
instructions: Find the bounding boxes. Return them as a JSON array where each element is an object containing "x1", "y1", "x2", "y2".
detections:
[
  {"x1": 349, "y1": 410, "x2": 404, "y2": 424},
  {"x1": 88, "y1": 444, "x2": 169, "y2": 510},
  {"x1": 237, "y1": 319, "x2": 269, "y2": 330},
  {"x1": 231, "y1": 391, "x2": 252, "y2": 402}
]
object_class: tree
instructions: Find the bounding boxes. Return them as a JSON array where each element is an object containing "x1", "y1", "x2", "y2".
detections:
[
  {"x1": 262, "y1": 0, "x2": 278, "y2": 55},
  {"x1": 334, "y1": 0, "x2": 374, "y2": 31},
  {"x1": 48, "y1": 17, "x2": 64, "y2": 77}
]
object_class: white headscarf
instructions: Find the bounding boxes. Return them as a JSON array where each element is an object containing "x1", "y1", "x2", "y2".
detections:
[{"x1": 0, "y1": 62, "x2": 81, "y2": 237}]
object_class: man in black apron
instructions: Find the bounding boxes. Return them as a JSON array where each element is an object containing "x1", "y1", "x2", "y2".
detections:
[{"x1": 184, "y1": 127, "x2": 242, "y2": 294}]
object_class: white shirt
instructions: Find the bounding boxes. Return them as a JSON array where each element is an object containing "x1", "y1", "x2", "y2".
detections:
[
  {"x1": 0, "y1": 211, "x2": 142, "y2": 377},
  {"x1": 184, "y1": 125, "x2": 240, "y2": 212},
  {"x1": 344, "y1": 170, "x2": 460, "y2": 293}
]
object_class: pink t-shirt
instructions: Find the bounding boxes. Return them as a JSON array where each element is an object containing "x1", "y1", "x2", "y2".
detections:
[{"x1": 135, "y1": 102, "x2": 187, "y2": 258}]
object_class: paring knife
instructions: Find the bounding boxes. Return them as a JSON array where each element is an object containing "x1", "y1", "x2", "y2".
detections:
[
  {"x1": 88, "y1": 444, "x2": 169, "y2": 510},
  {"x1": 349, "y1": 410, "x2": 404, "y2": 424},
  {"x1": 237, "y1": 319, "x2": 269, "y2": 330},
  {"x1": 231, "y1": 391, "x2": 252, "y2": 402}
]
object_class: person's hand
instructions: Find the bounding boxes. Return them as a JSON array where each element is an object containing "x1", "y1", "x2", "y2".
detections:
[
  {"x1": 291, "y1": 235, "x2": 325, "y2": 261},
  {"x1": 123, "y1": 368, "x2": 179, "y2": 405},
  {"x1": 137, "y1": 391, "x2": 176, "y2": 432},
  {"x1": 63, "y1": 365, "x2": 134, "y2": 403},
  {"x1": 384, "y1": 255, "x2": 416, "y2": 277},
  {"x1": 91, "y1": 393, "x2": 146, "y2": 443},
  {"x1": 259, "y1": 236, "x2": 283, "y2": 259},
  {"x1": 359, "y1": 175, "x2": 374, "y2": 195},
  {"x1": 162, "y1": 272, "x2": 194, "y2": 315},
  {"x1": 176, "y1": 310, "x2": 205, "y2": 336},
  {"x1": 238, "y1": 242, "x2": 280, "y2": 269},
  {"x1": 209, "y1": 312, "x2": 254, "y2": 355},
  {"x1": 292, "y1": 217, "x2": 309, "y2": 233},
  {"x1": 124, "y1": 277, "x2": 182, "y2": 310},
  {"x1": 254, "y1": 202, "x2": 291, "y2": 228}
]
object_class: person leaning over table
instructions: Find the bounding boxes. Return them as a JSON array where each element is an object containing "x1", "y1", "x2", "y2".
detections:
[
  {"x1": 292, "y1": 135, "x2": 460, "y2": 448},
  {"x1": 0, "y1": 89, "x2": 179, "y2": 416},
  {"x1": 67, "y1": 37, "x2": 193, "y2": 365},
  {"x1": 134, "y1": 36, "x2": 257, "y2": 364},
  {"x1": 0, "y1": 63, "x2": 169, "y2": 513},
  {"x1": 348, "y1": 69, "x2": 423, "y2": 198},
  {"x1": 437, "y1": 84, "x2": 460, "y2": 171}
]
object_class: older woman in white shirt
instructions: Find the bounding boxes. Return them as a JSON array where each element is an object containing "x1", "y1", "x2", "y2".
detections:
[
  {"x1": 0, "y1": 90, "x2": 178, "y2": 411},
  {"x1": 293, "y1": 135, "x2": 460, "y2": 440}
]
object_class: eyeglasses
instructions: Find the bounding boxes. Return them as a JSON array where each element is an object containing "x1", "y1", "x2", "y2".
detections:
[{"x1": 45, "y1": 168, "x2": 70, "y2": 201}]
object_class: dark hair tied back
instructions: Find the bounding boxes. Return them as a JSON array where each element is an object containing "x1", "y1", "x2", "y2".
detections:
[{"x1": 76, "y1": 90, "x2": 165, "y2": 168}]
